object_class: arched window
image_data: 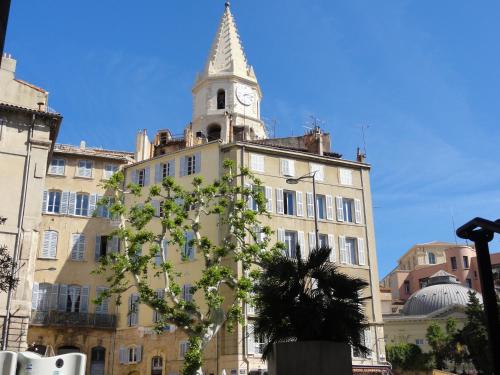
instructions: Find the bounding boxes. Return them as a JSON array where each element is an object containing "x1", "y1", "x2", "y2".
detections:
[
  {"x1": 207, "y1": 123, "x2": 222, "y2": 141},
  {"x1": 151, "y1": 356, "x2": 163, "y2": 375},
  {"x1": 91, "y1": 346, "x2": 106, "y2": 375},
  {"x1": 217, "y1": 89, "x2": 225, "y2": 109},
  {"x1": 428, "y1": 252, "x2": 436, "y2": 264}
]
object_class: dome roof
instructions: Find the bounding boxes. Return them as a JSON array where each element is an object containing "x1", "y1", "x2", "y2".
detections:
[{"x1": 402, "y1": 271, "x2": 483, "y2": 316}]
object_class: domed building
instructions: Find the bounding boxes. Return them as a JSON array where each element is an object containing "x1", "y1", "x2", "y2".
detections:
[{"x1": 383, "y1": 270, "x2": 482, "y2": 352}]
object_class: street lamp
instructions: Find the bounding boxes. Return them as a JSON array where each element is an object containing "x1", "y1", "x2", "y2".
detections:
[{"x1": 286, "y1": 171, "x2": 319, "y2": 250}]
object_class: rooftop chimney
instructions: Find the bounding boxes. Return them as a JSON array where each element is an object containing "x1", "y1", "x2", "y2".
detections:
[
  {"x1": 80, "y1": 140, "x2": 86, "y2": 150},
  {"x1": 1, "y1": 53, "x2": 17, "y2": 76}
]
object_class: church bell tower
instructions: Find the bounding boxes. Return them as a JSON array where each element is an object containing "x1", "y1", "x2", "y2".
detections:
[{"x1": 190, "y1": 2, "x2": 266, "y2": 143}]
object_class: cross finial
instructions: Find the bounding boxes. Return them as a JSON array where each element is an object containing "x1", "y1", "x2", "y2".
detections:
[{"x1": 225, "y1": 1, "x2": 230, "y2": 9}]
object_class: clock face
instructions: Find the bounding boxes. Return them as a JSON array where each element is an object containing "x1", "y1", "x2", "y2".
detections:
[{"x1": 236, "y1": 84, "x2": 255, "y2": 106}]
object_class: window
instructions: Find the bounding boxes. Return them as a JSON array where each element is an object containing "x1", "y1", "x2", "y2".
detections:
[
  {"x1": 339, "y1": 236, "x2": 365, "y2": 265},
  {"x1": 353, "y1": 328, "x2": 372, "y2": 358},
  {"x1": 318, "y1": 234, "x2": 328, "y2": 248},
  {"x1": 346, "y1": 238, "x2": 357, "y2": 265},
  {"x1": 71, "y1": 234, "x2": 85, "y2": 261},
  {"x1": 179, "y1": 341, "x2": 189, "y2": 359},
  {"x1": 33, "y1": 283, "x2": 52, "y2": 311},
  {"x1": 466, "y1": 278, "x2": 472, "y2": 288},
  {"x1": 342, "y1": 198, "x2": 354, "y2": 223},
  {"x1": 49, "y1": 159, "x2": 65, "y2": 175},
  {"x1": 95, "y1": 235, "x2": 119, "y2": 261},
  {"x1": 207, "y1": 123, "x2": 222, "y2": 141},
  {"x1": 404, "y1": 281, "x2": 410, "y2": 295},
  {"x1": 138, "y1": 168, "x2": 146, "y2": 187},
  {"x1": 250, "y1": 154, "x2": 265, "y2": 173},
  {"x1": 75, "y1": 193, "x2": 89, "y2": 216},
  {"x1": 283, "y1": 190, "x2": 295, "y2": 215},
  {"x1": 419, "y1": 278, "x2": 428, "y2": 289},
  {"x1": 339, "y1": 168, "x2": 352, "y2": 185},
  {"x1": 153, "y1": 289, "x2": 165, "y2": 323},
  {"x1": 186, "y1": 155, "x2": 196, "y2": 175},
  {"x1": 463, "y1": 256, "x2": 469, "y2": 269},
  {"x1": 119, "y1": 345, "x2": 142, "y2": 364},
  {"x1": 309, "y1": 163, "x2": 324, "y2": 181},
  {"x1": 161, "y1": 161, "x2": 175, "y2": 179},
  {"x1": 316, "y1": 194, "x2": 326, "y2": 219},
  {"x1": 47, "y1": 191, "x2": 61, "y2": 213},
  {"x1": 41, "y1": 230, "x2": 58, "y2": 258},
  {"x1": 217, "y1": 89, "x2": 225, "y2": 109},
  {"x1": 182, "y1": 232, "x2": 195, "y2": 261},
  {"x1": 428, "y1": 252, "x2": 436, "y2": 264},
  {"x1": 182, "y1": 284, "x2": 193, "y2": 302},
  {"x1": 415, "y1": 339, "x2": 424, "y2": 346},
  {"x1": 280, "y1": 159, "x2": 295, "y2": 177},
  {"x1": 66, "y1": 285, "x2": 82, "y2": 312},
  {"x1": 181, "y1": 154, "x2": 201, "y2": 176},
  {"x1": 91, "y1": 347, "x2": 106, "y2": 375},
  {"x1": 128, "y1": 346, "x2": 138, "y2": 363},
  {"x1": 284, "y1": 231, "x2": 297, "y2": 258},
  {"x1": 251, "y1": 186, "x2": 265, "y2": 211},
  {"x1": 151, "y1": 356, "x2": 163, "y2": 375},
  {"x1": 77, "y1": 160, "x2": 93, "y2": 178},
  {"x1": 104, "y1": 164, "x2": 118, "y2": 179},
  {"x1": 95, "y1": 287, "x2": 109, "y2": 314},
  {"x1": 451, "y1": 256, "x2": 457, "y2": 270},
  {"x1": 128, "y1": 294, "x2": 139, "y2": 326}
]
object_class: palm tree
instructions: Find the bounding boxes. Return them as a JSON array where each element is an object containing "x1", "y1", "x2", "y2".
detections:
[{"x1": 253, "y1": 246, "x2": 369, "y2": 359}]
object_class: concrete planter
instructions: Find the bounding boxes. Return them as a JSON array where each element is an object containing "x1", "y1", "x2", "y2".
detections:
[{"x1": 267, "y1": 341, "x2": 352, "y2": 375}]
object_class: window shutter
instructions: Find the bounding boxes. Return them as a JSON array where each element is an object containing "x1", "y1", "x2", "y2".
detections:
[
  {"x1": 336, "y1": 196, "x2": 344, "y2": 222},
  {"x1": 245, "y1": 184, "x2": 253, "y2": 210},
  {"x1": 298, "y1": 231, "x2": 306, "y2": 259},
  {"x1": 339, "y1": 236, "x2": 347, "y2": 264},
  {"x1": 94, "y1": 235, "x2": 102, "y2": 261},
  {"x1": 276, "y1": 188, "x2": 284, "y2": 214},
  {"x1": 32, "y1": 282, "x2": 39, "y2": 309},
  {"x1": 357, "y1": 238, "x2": 366, "y2": 266},
  {"x1": 71, "y1": 234, "x2": 78, "y2": 260},
  {"x1": 42, "y1": 191, "x2": 48, "y2": 213},
  {"x1": 41, "y1": 231, "x2": 51, "y2": 258},
  {"x1": 58, "y1": 284, "x2": 68, "y2": 311},
  {"x1": 136, "y1": 345, "x2": 143, "y2": 363},
  {"x1": 280, "y1": 159, "x2": 288, "y2": 176},
  {"x1": 80, "y1": 285, "x2": 90, "y2": 312},
  {"x1": 119, "y1": 346, "x2": 127, "y2": 364},
  {"x1": 60, "y1": 192, "x2": 69, "y2": 214},
  {"x1": 50, "y1": 284, "x2": 59, "y2": 310},
  {"x1": 131, "y1": 170, "x2": 138, "y2": 184},
  {"x1": 68, "y1": 192, "x2": 77, "y2": 215},
  {"x1": 277, "y1": 228, "x2": 285, "y2": 244},
  {"x1": 354, "y1": 199, "x2": 362, "y2": 224},
  {"x1": 180, "y1": 157, "x2": 186, "y2": 177},
  {"x1": 247, "y1": 323, "x2": 255, "y2": 355},
  {"x1": 155, "y1": 164, "x2": 162, "y2": 183},
  {"x1": 195, "y1": 152, "x2": 202, "y2": 174},
  {"x1": 49, "y1": 231, "x2": 58, "y2": 258},
  {"x1": 89, "y1": 194, "x2": 97, "y2": 217},
  {"x1": 365, "y1": 328, "x2": 372, "y2": 358},
  {"x1": 183, "y1": 284, "x2": 192, "y2": 302},
  {"x1": 310, "y1": 163, "x2": 324, "y2": 182},
  {"x1": 339, "y1": 168, "x2": 353, "y2": 185},
  {"x1": 326, "y1": 195, "x2": 334, "y2": 220},
  {"x1": 168, "y1": 160, "x2": 176, "y2": 176},
  {"x1": 296, "y1": 192, "x2": 304, "y2": 217},
  {"x1": 306, "y1": 192, "x2": 314, "y2": 218},
  {"x1": 144, "y1": 166, "x2": 150, "y2": 186},
  {"x1": 265, "y1": 187, "x2": 273, "y2": 212},
  {"x1": 152, "y1": 200, "x2": 160, "y2": 216},
  {"x1": 308, "y1": 232, "x2": 316, "y2": 253},
  {"x1": 111, "y1": 236, "x2": 119, "y2": 253},
  {"x1": 328, "y1": 234, "x2": 336, "y2": 262}
]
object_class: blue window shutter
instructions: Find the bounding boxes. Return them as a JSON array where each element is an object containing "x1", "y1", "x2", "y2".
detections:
[
  {"x1": 32, "y1": 282, "x2": 39, "y2": 309},
  {"x1": 50, "y1": 284, "x2": 59, "y2": 310},
  {"x1": 68, "y1": 192, "x2": 77, "y2": 215},
  {"x1": 195, "y1": 153, "x2": 202, "y2": 174},
  {"x1": 119, "y1": 346, "x2": 127, "y2": 364},
  {"x1": 42, "y1": 191, "x2": 48, "y2": 213},
  {"x1": 169, "y1": 160, "x2": 176, "y2": 177},
  {"x1": 180, "y1": 157, "x2": 186, "y2": 177},
  {"x1": 95, "y1": 235, "x2": 102, "y2": 261},
  {"x1": 58, "y1": 284, "x2": 68, "y2": 311},
  {"x1": 60, "y1": 192, "x2": 69, "y2": 214},
  {"x1": 136, "y1": 345, "x2": 143, "y2": 363},
  {"x1": 89, "y1": 194, "x2": 97, "y2": 217},
  {"x1": 132, "y1": 170, "x2": 138, "y2": 184},
  {"x1": 144, "y1": 166, "x2": 150, "y2": 186},
  {"x1": 155, "y1": 163, "x2": 162, "y2": 183},
  {"x1": 80, "y1": 285, "x2": 90, "y2": 312}
]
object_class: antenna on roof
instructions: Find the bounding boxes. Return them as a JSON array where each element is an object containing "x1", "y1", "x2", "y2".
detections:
[
  {"x1": 355, "y1": 124, "x2": 370, "y2": 155},
  {"x1": 262, "y1": 117, "x2": 278, "y2": 138},
  {"x1": 450, "y1": 207, "x2": 458, "y2": 245}
]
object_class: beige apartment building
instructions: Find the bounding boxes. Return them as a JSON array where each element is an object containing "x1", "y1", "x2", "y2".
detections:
[
  {"x1": 0, "y1": 53, "x2": 62, "y2": 350},
  {"x1": 27, "y1": 4, "x2": 389, "y2": 375},
  {"x1": 27, "y1": 143, "x2": 133, "y2": 373}
]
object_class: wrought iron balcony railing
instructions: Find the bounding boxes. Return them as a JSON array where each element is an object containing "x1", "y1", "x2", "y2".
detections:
[{"x1": 30, "y1": 310, "x2": 116, "y2": 329}]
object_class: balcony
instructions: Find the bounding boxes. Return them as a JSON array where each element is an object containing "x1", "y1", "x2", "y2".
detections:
[{"x1": 30, "y1": 310, "x2": 116, "y2": 329}]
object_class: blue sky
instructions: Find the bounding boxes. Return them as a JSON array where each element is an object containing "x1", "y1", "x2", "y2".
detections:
[{"x1": 6, "y1": 0, "x2": 500, "y2": 276}]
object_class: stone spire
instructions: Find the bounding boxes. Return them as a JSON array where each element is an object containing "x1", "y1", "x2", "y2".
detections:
[{"x1": 201, "y1": 3, "x2": 257, "y2": 82}]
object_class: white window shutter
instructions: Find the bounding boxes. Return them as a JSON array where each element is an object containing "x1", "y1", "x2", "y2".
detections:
[
  {"x1": 60, "y1": 192, "x2": 69, "y2": 214},
  {"x1": 168, "y1": 159, "x2": 176, "y2": 176},
  {"x1": 365, "y1": 328, "x2": 372, "y2": 358},
  {"x1": 339, "y1": 236, "x2": 347, "y2": 264},
  {"x1": 296, "y1": 192, "x2": 304, "y2": 217},
  {"x1": 326, "y1": 195, "x2": 334, "y2": 220},
  {"x1": 306, "y1": 192, "x2": 314, "y2": 218},
  {"x1": 58, "y1": 284, "x2": 68, "y2": 311},
  {"x1": 155, "y1": 163, "x2": 162, "y2": 183},
  {"x1": 328, "y1": 235, "x2": 336, "y2": 262},
  {"x1": 89, "y1": 194, "x2": 97, "y2": 217},
  {"x1": 354, "y1": 199, "x2": 362, "y2": 224},
  {"x1": 195, "y1": 152, "x2": 202, "y2": 173},
  {"x1": 179, "y1": 157, "x2": 186, "y2": 177},
  {"x1": 245, "y1": 184, "x2": 253, "y2": 210},
  {"x1": 265, "y1": 186, "x2": 273, "y2": 212},
  {"x1": 276, "y1": 188, "x2": 284, "y2": 214},
  {"x1": 310, "y1": 163, "x2": 324, "y2": 182},
  {"x1": 247, "y1": 323, "x2": 255, "y2": 355},
  {"x1": 277, "y1": 228, "x2": 285, "y2": 243},
  {"x1": 32, "y1": 282, "x2": 39, "y2": 309},
  {"x1": 68, "y1": 192, "x2": 77, "y2": 215},
  {"x1": 50, "y1": 284, "x2": 59, "y2": 310},
  {"x1": 80, "y1": 285, "x2": 90, "y2": 313},
  {"x1": 298, "y1": 231, "x2": 306, "y2": 259},
  {"x1": 94, "y1": 235, "x2": 102, "y2": 261},
  {"x1": 288, "y1": 160, "x2": 295, "y2": 176},
  {"x1": 136, "y1": 345, "x2": 143, "y2": 363},
  {"x1": 144, "y1": 166, "x2": 150, "y2": 186},
  {"x1": 42, "y1": 191, "x2": 48, "y2": 213},
  {"x1": 119, "y1": 346, "x2": 127, "y2": 364},
  {"x1": 49, "y1": 231, "x2": 58, "y2": 258},
  {"x1": 42, "y1": 231, "x2": 50, "y2": 258},
  {"x1": 336, "y1": 196, "x2": 344, "y2": 222},
  {"x1": 280, "y1": 159, "x2": 288, "y2": 176},
  {"x1": 357, "y1": 238, "x2": 366, "y2": 266},
  {"x1": 308, "y1": 232, "x2": 316, "y2": 253}
]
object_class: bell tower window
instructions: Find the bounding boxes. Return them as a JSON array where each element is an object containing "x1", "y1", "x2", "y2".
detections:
[
  {"x1": 207, "y1": 123, "x2": 222, "y2": 141},
  {"x1": 217, "y1": 89, "x2": 225, "y2": 109}
]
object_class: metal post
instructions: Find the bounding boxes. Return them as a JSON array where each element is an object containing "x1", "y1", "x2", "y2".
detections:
[
  {"x1": 0, "y1": 0, "x2": 11, "y2": 58},
  {"x1": 311, "y1": 173, "x2": 319, "y2": 249},
  {"x1": 456, "y1": 218, "x2": 500, "y2": 375}
]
